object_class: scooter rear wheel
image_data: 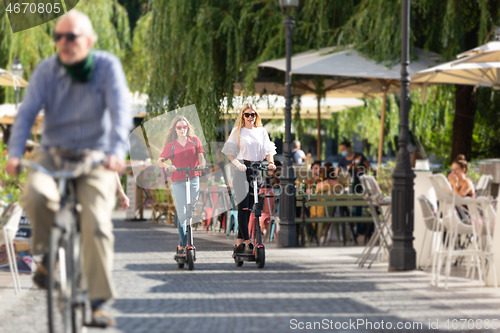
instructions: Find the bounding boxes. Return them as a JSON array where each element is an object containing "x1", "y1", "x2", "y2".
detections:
[
  {"x1": 235, "y1": 259, "x2": 244, "y2": 267},
  {"x1": 178, "y1": 262, "x2": 184, "y2": 269}
]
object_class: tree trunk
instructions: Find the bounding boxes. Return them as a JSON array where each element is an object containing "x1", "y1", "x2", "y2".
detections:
[{"x1": 450, "y1": 85, "x2": 476, "y2": 162}]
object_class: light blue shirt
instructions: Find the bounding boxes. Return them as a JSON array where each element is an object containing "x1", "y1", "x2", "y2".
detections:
[{"x1": 8, "y1": 50, "x2": 132, "y2": 159}]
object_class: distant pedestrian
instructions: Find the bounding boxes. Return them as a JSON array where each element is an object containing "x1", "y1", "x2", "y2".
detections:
[{"x1": 292, "y1": 140, "x2": 306, "y2": 165}]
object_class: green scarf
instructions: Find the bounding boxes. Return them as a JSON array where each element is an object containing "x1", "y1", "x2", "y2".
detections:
[{"x1": 58, "y1": 51, "x2": 95, "y2": 83}]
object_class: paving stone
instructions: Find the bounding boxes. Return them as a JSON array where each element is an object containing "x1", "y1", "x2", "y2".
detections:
[{"x1": 1, "y1": 212, "x2": 500, "y2": 332}]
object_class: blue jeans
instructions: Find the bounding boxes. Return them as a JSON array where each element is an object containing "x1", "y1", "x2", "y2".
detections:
[{"x1": 172, "y1": 177, "x2": 200, "y2": 247}]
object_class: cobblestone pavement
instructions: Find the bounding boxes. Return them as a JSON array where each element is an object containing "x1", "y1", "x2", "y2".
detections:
[{"x1": 1, "y1": 212, "x2": 500, "y2": 333}]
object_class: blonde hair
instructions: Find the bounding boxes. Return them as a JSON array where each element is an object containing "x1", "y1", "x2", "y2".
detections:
[
  {"x1": 164, "y1": 116, "x2": 196, "y2": 147},
  {"x1": 229, "y1": 102, "x2": 263, "y2": 148}
]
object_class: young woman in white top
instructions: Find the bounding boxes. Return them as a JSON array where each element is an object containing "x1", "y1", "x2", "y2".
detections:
[{"x1": 222, "y1": 103, "x2": 276, "y2": 254}]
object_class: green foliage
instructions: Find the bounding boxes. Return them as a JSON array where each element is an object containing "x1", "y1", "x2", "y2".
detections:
[
  {"x1": 0, "y1": 142, "x2": 27, "y2": 203},
  {"x1": 118, "y1": 0, "x2": 148, "y2": 31},
  {"x1": 410, "y1": 86, "x2": 455, "y2": 162},
  {"x1": 148, "y1": 0, "x2": 360, "y2": 142},
  {"x1": 376, "y1": 160, "x2": 395, "y2": 197},
  {"x1": 472, "y1": 88, "x2": 500, "y2": 159},
  {"x1": 124, "y1": 12, "x2": 151, "y2": 92},
  {"x1": 76, "y1": 0, "x2": 131, "y2": 59},
  {"x1": 0, "y1": 0, "x2": 132, "y2": 104}
]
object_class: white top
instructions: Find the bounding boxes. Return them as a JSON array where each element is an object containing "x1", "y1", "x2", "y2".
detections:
[{"x1": 221, "y1": 126, "x2": 276, "y2": 161}]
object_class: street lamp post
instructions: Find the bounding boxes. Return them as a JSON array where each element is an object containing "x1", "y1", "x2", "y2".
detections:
[
  {"x1": 278, "y1": 0, "x2": 298, "y2": 247},
  {"x1": 10, "y1": 56, "x2": 24, "y2": 109},
  {"x1": 389, "y1": 0, "x2": 416, "y2": 271}
]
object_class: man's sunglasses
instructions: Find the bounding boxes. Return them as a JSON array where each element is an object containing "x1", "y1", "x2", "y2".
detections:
[
  {"x1": 243, "y1": 113, "x2": 256, "y2": 118},
  {"x1": 53, "y1": 32, "x2": 81, "y2": 42},
  {"x1": 176, "y1": 125, "x2": 188, "y2": 130}
]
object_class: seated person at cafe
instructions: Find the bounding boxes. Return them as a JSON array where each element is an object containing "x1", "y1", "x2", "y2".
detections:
[
  {"x1": 448, "y1": 154, "x2": 475, "y2": 198},
  {"x1": 305, "y1": 160, "x2": 322, "y2": 193},
  {"x1": 310, "y1": 162, "x2": 340, "y2": 240},
  {"x1": 337, "y1": 140, "x2": 372, "y2": 242}
]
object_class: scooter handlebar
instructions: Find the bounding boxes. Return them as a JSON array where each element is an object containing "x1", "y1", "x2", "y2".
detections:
[
  {"x1": 172, "y1": 166, "x2": 205, "y2": 172},
  {"x1": 246, "y1": 165, "x2": 271, "y2": 172}
]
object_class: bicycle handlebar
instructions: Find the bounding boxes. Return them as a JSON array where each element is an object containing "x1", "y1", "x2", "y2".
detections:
[{"x1": 20, "y1": 159, "x2": 105, "y2": 179}]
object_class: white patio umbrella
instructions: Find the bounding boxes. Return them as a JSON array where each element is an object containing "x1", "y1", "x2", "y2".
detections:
[
  {"x1": 0, "y1": 69, "x2": 28, "y2": 88},
  {"x1": 411, "y1": 57, "x2": 500, "y2": 89},
  {"x1": 454, "y1": 35, "x2": 500, "y2": 64},
  {"x1": 257, "y1": 46, "x2": 440, "y2": 165},
  {"x1": 222, "y1": 95, "x2": 364, "y2": 119}
]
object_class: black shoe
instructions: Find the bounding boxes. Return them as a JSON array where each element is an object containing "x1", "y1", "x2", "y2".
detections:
[
  {"x1": 245, "y1": 243, "x2": 254, "y2": 254},
  {"x1": 234, "y1": 244, "x2": 245, "y2": 254},
  {"x1": 33, "y1": 262, "x2": 48, "y2": 289},
  {"x1": 33, "y1": 254, "x2": 49, "y2": 289}
]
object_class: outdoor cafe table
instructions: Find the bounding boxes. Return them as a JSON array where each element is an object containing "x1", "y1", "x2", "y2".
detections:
[{"x1": 296, "y1": 191, "x2": 372, "y2": 246}]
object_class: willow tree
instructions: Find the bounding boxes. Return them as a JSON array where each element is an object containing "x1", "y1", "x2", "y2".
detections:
[
  {"x1": 124, "y1": 11, "x2": 151, "y2": 93},
  {"x1": 0, "y1": 0, "x2": 131, "y2": 101},
  {"x1": 148, "y1": 0, "x2": 500, "y2": 160},
  {"x1": 337, "y1": 0, "x2": 500, "y2": 161},
  {"x1": 148, "y1": 0, "x2": 359, "y2": 143}
]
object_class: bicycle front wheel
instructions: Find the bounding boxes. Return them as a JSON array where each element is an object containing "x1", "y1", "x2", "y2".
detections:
[
  {"x1": 70, "y1": 227, "x2": 85, "y2": 333},
  {"x1": 47, "y1": 226, "x2": 71, "y2": 333}
]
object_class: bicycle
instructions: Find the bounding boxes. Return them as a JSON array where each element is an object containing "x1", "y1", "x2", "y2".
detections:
[{"x1": 22, "y1": 155, "x2": 104, "y2": 333}]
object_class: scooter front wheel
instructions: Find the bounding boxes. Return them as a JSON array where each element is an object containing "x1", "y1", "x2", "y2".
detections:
[
  {"x1": 256, "y1": 247, "x2": 265, "y2": 269},
  {"x1": 187, "y1": 249, "x2": 195, "y2": 270}
]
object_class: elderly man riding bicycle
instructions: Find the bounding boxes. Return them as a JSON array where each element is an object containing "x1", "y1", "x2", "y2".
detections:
[{"x1": 5, "y1": 10, "x2": 131, "y2": 328}]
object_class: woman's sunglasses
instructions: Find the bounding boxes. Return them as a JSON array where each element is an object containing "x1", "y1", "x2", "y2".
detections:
[
  {"x1": 53, "y1": 32, "x2": 81, "y2": 42},
  {"x1": 176, "y1": 125, "x2": 188, "y2": 130},
  {"x1": 243, "y1": 113, "x2": 256, "y2": 118}
]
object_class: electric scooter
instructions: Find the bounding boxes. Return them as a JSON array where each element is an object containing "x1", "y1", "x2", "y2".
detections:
[
  {"x1": 170, "y1": 166, "x2": 201, "y2": 270},
  {"x1": 232, "y1": 163, "x2": 269, "y2": 269}
]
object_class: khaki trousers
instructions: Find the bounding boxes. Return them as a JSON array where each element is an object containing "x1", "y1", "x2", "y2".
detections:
[{"x1": 20, "y1": 151, "x2": 117, "y2": 301}]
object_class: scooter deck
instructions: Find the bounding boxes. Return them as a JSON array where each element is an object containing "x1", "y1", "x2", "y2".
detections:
[
  {"x1": 233, "y1": 253, "x2": 256, "y2": 262},
  {"x1": 174, "y1": 254, "x2": 187, "y2": 263}
]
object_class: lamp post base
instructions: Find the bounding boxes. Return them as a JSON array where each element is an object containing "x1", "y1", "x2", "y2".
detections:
[
  {"x1": 389, "y1": 246, "x2": 416, "y2": 271},
  {"x1": 277, "y1": 223, "x2": 297, "y2": 248}
]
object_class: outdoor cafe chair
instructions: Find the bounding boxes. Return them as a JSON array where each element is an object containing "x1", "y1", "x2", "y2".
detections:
[
  {"x1": 1, "y1": 202, "x2": 23, "y2": 294},
  {"x1": 268, "y1": 189, "x2": 280, "y2": 243},
  {"x1": 417, "y1": 195, "x2": 444, "y2": 270},
  {"x1": 476, "y1": 174, "x2": 493, "y2": 198},
  {"x1": 466, "y1": 196, "x2": 497, "y2": 288},
  {"x1": 201, "y1": 185, "x2": 228, "y2": 232},
  {"x1": 150, "y1": 188, "x2": 176, "y2": 224},
  {"x1": 429, "y1": 174, "x2": 487, "y2": 288},
  {"x1": 226, "y1": 191, "x2": 239, "y2": 238},
  {"x1": 248, "y1": 187, "x2": 275, "y2": 241},
  {"x1": 357, "y1": 175, "x2": 392, "y2": 268}
]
